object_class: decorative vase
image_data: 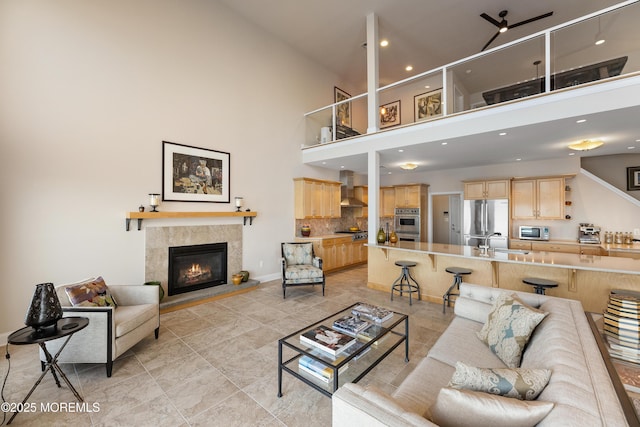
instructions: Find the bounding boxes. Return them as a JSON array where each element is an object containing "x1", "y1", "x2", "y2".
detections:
[
  {"x1": 144, "y1": 281, "x2": 164, "y2": 302},
  {"x1": 377, "y1": 227, "x2": 387, "y2": 244},
  {"x1": 239, "y1": 270, "x2": 250, "y2": 282},
  {"x1": 301, "y1": 226, "x2": 311, "y2": 237},
  {"x1": 390, "y1": 231, "x2": 398, "y2": 244},
  {"x1": 232, "y1": 274, "x2": 243, "y2": 285}
]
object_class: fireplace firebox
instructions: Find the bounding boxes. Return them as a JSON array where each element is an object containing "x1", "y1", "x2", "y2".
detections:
[{"x1": 168, "y1": 242, "x2": 227, "y2": 296}]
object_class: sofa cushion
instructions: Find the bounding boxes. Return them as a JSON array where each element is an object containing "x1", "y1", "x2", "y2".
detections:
[
  {"x1": 284, "y1": 265, "x2": 324, "y2": 283},
  {"x1": 448, "y1": 361, "x2": 551, "y2": 400},
  {"x1": 64, "y1": 276, "x2": 118, "y2": 308},
  {"x1": 476, "y1": 293, "x2": 547, "y2": 368},
  {"x1": 430, "y1": 387, "x2": 554, "y2": 427},
  {"x1": 283, "y1": 243, "x2": 313, "y2": 265},
  {"x1": 114, "y1": 304, "x2": 157, "y2": 338}
]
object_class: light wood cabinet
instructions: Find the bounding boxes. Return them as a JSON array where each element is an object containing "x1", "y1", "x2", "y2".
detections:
[
  {"x1": 394, "y1": 185, "x2": 423, "y2": 207},
  {"x1": 294, "y1": 178, "x2": 342, "y2": 219},
  {"x1": 380, "y1": 186, "x2": 396, "y2": 217},
  {"x1": 509, "y1": 240, "x2": 532, "y2": 250},
  {"x1": 580, "y1": 246, "x2": 603, "y2": 256},
  {"x1": 464, "y1": 179, "x2": 510, "y2": 200},
  {"x1": 354, "y1": 185, "x2": 368, "y2": 218},
  {"x1": 511, "y1": 177, "x2": 564, "y2": 220},
  {"x1": 308, "y1": 237, "x2": 366, "y2": 272},
  {"x1": 531, "y1": 242, "x2": 580, "y2": 254}
]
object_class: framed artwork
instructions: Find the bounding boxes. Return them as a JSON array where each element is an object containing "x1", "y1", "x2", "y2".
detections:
[
  {"x1": 162, "y1": 141, "x2": 230, "y2": 203},
  {"x1": 380, "y1": 100, "x2": 401, "y2": 129},
  {"x1": 414, "y1": 88, "x2": 443, "y2": 121},
  {"x1": 334, "y1": 86, "x2": 352, "y2": 128},
  {"x1": 627, "y1": 166, "x2": 640, "y2": 190}
]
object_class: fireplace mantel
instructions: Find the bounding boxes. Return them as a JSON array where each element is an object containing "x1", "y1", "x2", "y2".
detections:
[{"x1": 125, "y1": 211, "x2": 257, "y2": 231}]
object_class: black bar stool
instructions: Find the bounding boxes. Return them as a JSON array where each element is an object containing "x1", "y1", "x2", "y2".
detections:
[
  {"x1": 523, "y1": 277, "x2": 558, "y2": 295},
  {"x1": 391, "y1": 261, "x2": 421, "y2": 305},
  {"x1": 443, "y1": 267, "x2": 472, "y2": 313}
]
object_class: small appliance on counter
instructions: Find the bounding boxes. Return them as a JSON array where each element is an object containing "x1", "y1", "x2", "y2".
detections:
[
  {"x1": 518, "y1": 225, "x2": 549, "y2": 241},
  {"x1": 578, "y1": 223, "x2": 601, "y2": 244}
]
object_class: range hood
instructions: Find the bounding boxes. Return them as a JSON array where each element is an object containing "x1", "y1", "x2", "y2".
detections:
[{"x1": 339, "y1": 170, "x2": 367, "y2": 208}]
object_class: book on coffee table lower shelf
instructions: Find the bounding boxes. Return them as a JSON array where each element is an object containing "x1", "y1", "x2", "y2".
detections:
[{"x1": 278, "y1": 302, "x2": 409, "y2": 398}]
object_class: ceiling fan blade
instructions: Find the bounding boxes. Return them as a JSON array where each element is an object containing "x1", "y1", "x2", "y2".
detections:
[
  {"x1": 508, "y1": 11, "x2": 553, "y2": 29},
  {"x1": 481, "y1": 31, "x2": 501, "y2": 51},
  {"x1": 480, "y1": 12, "x2": 502, "y2": 28}
]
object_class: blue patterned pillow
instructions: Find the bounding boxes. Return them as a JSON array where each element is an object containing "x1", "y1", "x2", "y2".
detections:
[
  {"x1": 476, "y1": 293, "x2": 547, "y2": 368},
  {"x1": 448, "y1": 362, "x2": 551, "y2": 400}
]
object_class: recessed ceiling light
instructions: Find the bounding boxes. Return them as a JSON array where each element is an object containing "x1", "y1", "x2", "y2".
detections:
[
  {"x1": 516, "y1": 158, "x2": 522, "y2": 161},
  {"x1": 636, "y1": 139, "x2": 640, "y2": 142},
  {"x1": 628, "y1": 146, "x2": 636, "y2": 150},
  {"x1": 398, "y1": 149, "x2": 404, "y2": 152},
  {"x1": 466, "y1": 69, "x2": 472, "y2": 74},
  {"x1": 499, "y1": 132, "x2": 507, "y2": 136},
  {"x1": 568, "y1": 152, "x2": 576, "y2": 156},
  {"x1": 405, "y1": 65, "x2": 413, "y2": 71},
  {"x1": 424, "y1": 85, "x2": 430, "y2": 89},
  {"x1": 595, "y1": 39, "x2": 605, "y2": 45},
  {"x1": 380, "y1": 39, "x2": 389, "y2": 47},
  {"x1": 388, "y1": 171, "x2": 392, "y2": 175},
  {"x1": 576, "y1": 119, "x2": 587, "y2": 123},
  {"x1": 340, "y1": 165, "x2": 345, "y2": 168},
  {"x1": 322, "y1": 162, "x2": 326, "y2": 164},
  {"x1": 441, "y1": 142, "x2": 448, "y2": 145}
]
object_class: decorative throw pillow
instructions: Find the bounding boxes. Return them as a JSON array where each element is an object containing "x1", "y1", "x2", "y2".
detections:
[
  {"x1": 448, "y1": 361, "x2": 551, "y2": 400},
  {"x1": 476, "y1": 293, "x2": 547, "y2": 368},
  {"x1": 431, "y1": 387, "x2": 554, "y2": 427},
  {"x1": 64, "y1": 276, "x2": 117, "y2": 308}
]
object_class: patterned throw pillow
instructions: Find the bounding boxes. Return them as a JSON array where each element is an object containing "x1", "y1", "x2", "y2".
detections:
[
  {"x1": 64, "y1": 276, "x2": 118, "y2": 308},
  {"x1": 431, "y1": 387, "x2": 554, "y2": 427},
  {"x1": 476, "y1": 293, "x2": 547, "y2": 368},
  {"x1": 448, "y1": 362, "x2": 551, "y2": 400}
]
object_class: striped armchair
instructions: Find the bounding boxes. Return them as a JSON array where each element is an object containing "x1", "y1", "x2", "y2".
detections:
[{"x1": 281, "y1": 242, "x2": 325, "y2": 298}]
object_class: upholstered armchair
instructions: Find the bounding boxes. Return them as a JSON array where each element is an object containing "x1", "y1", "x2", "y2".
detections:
[
  {"x1": 40, "y1": 281, "x2": 160, "y2": 377},
  {"x1": 281, "y1": 242, "x2": 325, "y2": 298}
]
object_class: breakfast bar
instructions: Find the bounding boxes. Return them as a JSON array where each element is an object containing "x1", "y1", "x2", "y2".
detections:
[{"x1": 367, "y1": 242, "x2": 640, "y2": 313}]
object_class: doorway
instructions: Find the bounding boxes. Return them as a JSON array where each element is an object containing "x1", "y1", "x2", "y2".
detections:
[{"x1": 430, "y1": 193, "x2": 463, "y2": 245}]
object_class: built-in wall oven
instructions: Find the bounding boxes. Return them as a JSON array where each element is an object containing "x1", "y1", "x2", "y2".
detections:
[{"x1": 394, "y1": 208, "x2": 420, "y2": 242}]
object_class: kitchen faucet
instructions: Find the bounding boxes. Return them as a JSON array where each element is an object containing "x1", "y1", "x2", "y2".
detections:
[{"x1": 478, "y1": 232, "x2": 502, "y2": 255}]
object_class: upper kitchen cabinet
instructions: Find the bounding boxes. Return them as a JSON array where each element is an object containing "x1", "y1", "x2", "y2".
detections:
[
  {"x1": 354, "y1": 185, "x2": 368, "y2": 218},
  {"x1": 380, "y1": 186, "x2": 396, "y2": 217},
  {"x1": 294, "y1": 178, "x2": 341, "y2": 219},
  {"x1": 464, "y1": 179, "x2": 510, "y2": 200},
  {"x1": 394, "y1": 184, "x2": 427, "y2": 208},
  {"x1": 511, "y1": 177, "x2": 565, "y2": 220}
]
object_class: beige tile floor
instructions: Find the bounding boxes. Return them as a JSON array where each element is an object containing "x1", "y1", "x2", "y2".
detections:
[{"x1": 0, "y1": 265, "x2": 454, "y2": 426}]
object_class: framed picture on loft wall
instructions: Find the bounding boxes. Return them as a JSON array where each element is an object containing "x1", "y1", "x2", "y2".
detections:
[
  {"x1": 414, "y1": 88, "x2": 443, "y2": 122},
  {"x1": 334, "y1": 86, "x2": 352, "y2": 128},
  {"x1": 627, "y1": 166, "x2": 640, "y2": 190},
  {"x1": 162, "y1": 141, "x2": 230, "y2": 203},
  {"x1": 380, "y1": 100, "x2": 401, "y2": 129}
]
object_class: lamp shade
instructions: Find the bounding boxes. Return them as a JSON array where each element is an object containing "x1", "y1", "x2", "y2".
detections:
[{"x1": 24, "y1": 282, "x2": 63, "y2": 333}]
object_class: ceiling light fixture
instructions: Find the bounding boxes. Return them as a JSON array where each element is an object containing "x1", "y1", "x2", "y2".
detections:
[
  {"x1": 400, "y1": 163, "x2": 418, "y2": 170},
  {"x1": 568, "y1": 139, "x2": 604, "y2": 151},
  {"x1": 499, "y1": 132, "x2": 507, "y2": 136},
  {"x1": 576, "y1": 119, "x2": 587, "y2": 123},
  {"x1": 405, "y1": 65, "x2": 413, "y2": 71},
  {"x1": 380, "y1": 39, "x2": 389, "y2": 47}
]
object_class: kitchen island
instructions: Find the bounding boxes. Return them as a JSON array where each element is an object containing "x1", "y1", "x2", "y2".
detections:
[{"x1": 367, "y1": 242, "x2": 640, "y2": 313}]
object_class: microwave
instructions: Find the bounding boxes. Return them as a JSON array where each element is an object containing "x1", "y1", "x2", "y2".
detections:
[{"x1": 519, "y1": 226, "x2": 550, "y2": 241}]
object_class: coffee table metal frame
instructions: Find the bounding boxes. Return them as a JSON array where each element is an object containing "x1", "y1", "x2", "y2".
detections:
[{"x1": 277, "y1": 302, "x2": 409, "y2": 398}]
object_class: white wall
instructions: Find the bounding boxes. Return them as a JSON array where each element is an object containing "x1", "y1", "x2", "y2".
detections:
[{"x1": 0, "y1": 0, "x2": 340, "y2": 335}]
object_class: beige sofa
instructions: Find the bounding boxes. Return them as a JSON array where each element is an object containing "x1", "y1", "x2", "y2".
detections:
[
  {"x1": 333, "y1": 283, "x2": 629, "y2": 426},
  {"x1": 40, "y1": 284, "x2": 159, "y2": 377}
]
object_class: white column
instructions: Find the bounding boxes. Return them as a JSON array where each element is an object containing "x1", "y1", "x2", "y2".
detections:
[
  {"x1": 368, "y1": 151, "x2": 380, "y2": 245},
  {"x1": 366, "y1": 13, "x2": 379, "y2": 134}
]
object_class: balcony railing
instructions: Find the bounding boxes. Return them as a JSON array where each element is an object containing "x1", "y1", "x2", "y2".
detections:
[{"x1": 304, "y1": 0, "x2": 640, "y2": 147}]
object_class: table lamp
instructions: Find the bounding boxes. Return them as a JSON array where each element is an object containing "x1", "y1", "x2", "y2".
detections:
[{"x1": 24, "y1": 282, "x2": 63, "y2": 335}]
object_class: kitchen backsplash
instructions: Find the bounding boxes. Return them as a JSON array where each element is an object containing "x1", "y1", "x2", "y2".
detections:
[{"x1": 294, "y1": 211, "x2": 369, "y2": 237}]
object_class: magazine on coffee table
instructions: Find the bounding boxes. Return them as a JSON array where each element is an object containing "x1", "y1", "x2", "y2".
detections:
[
  {"x1": 332, "y1": 315, "x2": 370, "y2": 335},
  {"x1": 300, "y1": 325, "x2": 356, "y2": 356},
  {"x1": 352, "y1": 303, "x2": 393, "y2": 323}
]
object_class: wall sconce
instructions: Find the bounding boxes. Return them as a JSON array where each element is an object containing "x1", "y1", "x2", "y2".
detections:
[
  {"x1": 235, "y1": 197, "x2": 244, "y2": 212},
  {"x1": 149, "y1": 193, "x2": 160, "y2": 212}
]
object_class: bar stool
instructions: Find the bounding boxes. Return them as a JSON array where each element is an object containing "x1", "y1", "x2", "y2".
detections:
[
  {"x1": 443, "y1": 267, "x2": 472, "y2": 313},
  {"x1": 391, "y1": 261, "x2": 421, "y2": 305},
  {"x1": 523, "y1": 277, "x2": 558, "y2": 295}
]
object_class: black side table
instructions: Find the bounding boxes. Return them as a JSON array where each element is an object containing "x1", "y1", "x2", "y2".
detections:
[{"x1": 6, "y1": 316, "x2": 89, "y2": 425}]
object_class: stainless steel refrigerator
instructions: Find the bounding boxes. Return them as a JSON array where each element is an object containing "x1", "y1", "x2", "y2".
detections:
[{"x1": 463, "y1": 199, "x2": 509, "y2": 249}]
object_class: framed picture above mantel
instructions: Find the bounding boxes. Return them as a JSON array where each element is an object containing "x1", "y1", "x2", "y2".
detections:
[{"x1": 162, "y1": 141, "x2": 230, "y2": 203}]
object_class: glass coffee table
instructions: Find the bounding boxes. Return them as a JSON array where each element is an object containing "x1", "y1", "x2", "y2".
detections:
[{"x1": 277, "y1": 302, "x2": 408, "y2": 398}]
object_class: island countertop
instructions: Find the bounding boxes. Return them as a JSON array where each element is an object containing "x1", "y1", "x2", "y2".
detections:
[{"x1": 367, "y1": 242, "x2": 640, "y2": 276}]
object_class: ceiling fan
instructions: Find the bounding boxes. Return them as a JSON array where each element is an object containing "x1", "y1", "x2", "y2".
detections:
[{"x1": 480, "y1": 10, "x2": 554, "y2": 51}]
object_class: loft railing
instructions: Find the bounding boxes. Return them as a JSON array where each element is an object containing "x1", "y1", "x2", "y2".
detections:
[{"x1": 304, "y1": 0, "x2": 640, "y2": 147}]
